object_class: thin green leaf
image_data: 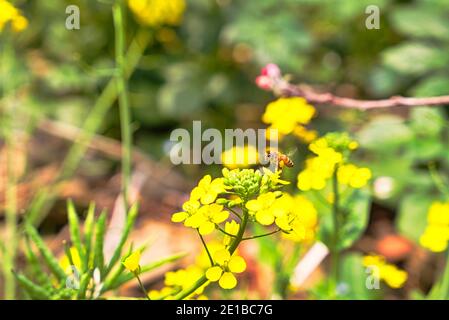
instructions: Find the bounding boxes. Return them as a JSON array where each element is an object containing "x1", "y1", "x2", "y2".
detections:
[
  {"x1": 94, "y1": 211, "x2": 107, "y2": 275},
  {"x1": 25, "y1": 223, "x2": 66, "y2": 281},
  {"x1": 104, "y1": 203, "x2": 139, "y2": 275},
  {"x1": 67, "y1": 200, "x2": 86, "y2": 271},
  {"x1": 77, "y1": 270, "x2": 93, "y2": 300},
  {"x1": 83, "y1": 202, "x2": 96, "y2": 271},
  {"x1": 24, "y1": 237, "x2": 52, "y2": 287},
  {"x1": 14, "y1": 272, "x2": 51, "y2": 299}
]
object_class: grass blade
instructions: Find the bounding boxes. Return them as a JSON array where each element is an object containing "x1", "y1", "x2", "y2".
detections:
[
  {"x1": 13, "y1": 272, "x2": 51, "y2": 300},
  {"x1": 67, "y1": 200, "x2": 85, "y2": 271},
  {"x1": 94, "y1": 211, "x2": 107, "y2": 276}
]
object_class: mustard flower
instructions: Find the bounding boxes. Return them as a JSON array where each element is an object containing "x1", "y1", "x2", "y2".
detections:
[
  {"x1": 191, "y1": 175, "x2": 226, "y2": 205},
  {"x1": 205, "y1": 249, "x2": 246, "y2": 289},
  {"x1": 420, "y1": 201, "x2": 449, "y2": 252},
  {"x1": 128, "y1": 0, "x2": 185, "y2": 27},
  {"x1": 184, "y1": 204, "x2": 229, "y2": 235},
  {"x1": 0, "y1": 0, "x2": 28, "y2": 32},
  {"x1": 262, "y1": 97, "x2": 315, "y2": 136},
  {"x1": 246, "y1": 192, "x2": 277, "y2": 225},
  {"x1": 171, "y1": 199, "x2": 201, "y2": 224},
  {"x1": 363, "y1": 254, "x2": 407, "y2": 289},
  {"x1": 123, "y1": 250, "x2": 141, "y2": 273}
]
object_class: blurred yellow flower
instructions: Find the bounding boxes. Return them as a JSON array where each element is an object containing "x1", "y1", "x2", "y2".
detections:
[
  {"x1": 246, "y1": 192, "x2": 277, "y2": 225},
  {"x1": 128, "y1": 0, "x2": 185, "y2": 27},
  {"x1": 221, "y1": 145, "x2": 259, "y2": 169},
  {"x1": 191, "y1": 175, "x2": 226, "y2": 205},
  {"x1": 205, "y1": 249, "x2": 246, "y2": 289},
  {"x1": 0, "y1": 0, "x2": 28, "y2": 33},
  {"x1": 262, "y1": 97, "x2": 315, "y2": 137},
  {"x1": 363, "y1": 254, "x2": 407, "y2": 289},
  {"x1": 293, "y1": 125, "x2": 318, "y2": 143},
  {"x1": 337, "y1": 164, "x2": 372, "y2": 189},
  {"x1": 420, "y1": 201, "x2": 449, "y2": 252},
  {"x1": 123, "y1": 250, "x2": 141, "y2": 273}
]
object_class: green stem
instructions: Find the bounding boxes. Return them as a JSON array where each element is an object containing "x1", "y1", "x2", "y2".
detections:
[
  {"x1": 438, "y1": 249, "x2": 449, "y2": 299},
  {"x1": 242, "y1": 228, "x2": 281, "y2": 240},
  {"x1": 135, "y1": 273, "x2": 151, "y2": 300},
  {"x1": 26, "y1": 30, "x2": 151, "y2": 226},
  {"x1": 330, "y1": 165, "x2": 340, "y2": 296},
  {"x1": 197, "y1": 230, "x2": 214, "y2": 266},
  {"x1": 113, "y1": 0, "x2": 132, "y2": 207},
  {"x1": 175, "y1": 208, "x2": 250, "y2": 300}
]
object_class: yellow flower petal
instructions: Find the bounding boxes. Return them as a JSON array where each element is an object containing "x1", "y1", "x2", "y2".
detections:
[
  {"x1": 246, "y1": 200, "x2": 262, "y2": 212},
  {"x1": 199, "y1": 221, "x2": 215, "y2": 235},
  {"x1": 219, "y1": 272, "x2": 237, "y2": 289},
  {"x1": 214, "y1": 249, "x2": 231, "y2": 265},
  {"x1": 255, "y1": 210, "x2": 275, "y2": 225},
  {"x1": 171, "y1": 211, "x2": 188, "y2": 223},
  {"x1": 228, "y1": 256, "x2": 246, "y2": 273},
  {"x1": 205, "y1": 266, "x2": 223, "y2": 282}
]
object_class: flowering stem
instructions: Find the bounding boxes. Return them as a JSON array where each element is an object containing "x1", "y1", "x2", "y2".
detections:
[
  {"x1": 197, "y1": 230, "x2": 214, "y2": 266},
  {"x1": 216, "y1": 226, "x2": 237, "y2": 238},
  {"x1": 174, "y1": 208, "x2": 250, "y2": 300},
  {"x1": 113, "y1": 1, "x2": 132, "y2": 206},
  {"x1": 330, "y1": 165, "x2": 340, "y2": 296}
]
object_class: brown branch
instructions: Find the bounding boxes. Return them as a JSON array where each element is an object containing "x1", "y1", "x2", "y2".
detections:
[{"x1": 279, "y1": 83, "x2": 449, "y2": 110}]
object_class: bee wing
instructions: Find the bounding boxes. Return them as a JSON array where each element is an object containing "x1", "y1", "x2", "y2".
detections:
[{"x1": 287, "y1": 147, "x2": 298, "y2": 158}]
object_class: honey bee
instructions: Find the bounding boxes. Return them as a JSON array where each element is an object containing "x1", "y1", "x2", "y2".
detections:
[{"x1": 265, "y1": 149, "x2": 295, "y2": 170}]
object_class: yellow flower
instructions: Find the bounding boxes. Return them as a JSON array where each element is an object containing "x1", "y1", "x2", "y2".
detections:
[
  {"x1": 262, "y1": 97, "x2": 315, "y2": 136},
  {"x1": 185, "y1": 204, "x2": 229, "y2": 235},
  {"x1": 0, "y1": 0, "x2": 28, "y2": 33},
  {"x1": 427, "y1": 202, "x2": 449, "y2": 225},
  {"x1": 363, "y1": 254, "x2": 407, "y2": 289},
  {"x1": 171, "y1": 199, "x2": 201, "y2": 224},
  {"x1": 271, "y1": 194, "x2": 318, "y2": 242},
  {"x1": 221, "y1": 145, "x2": 260, "y2": 169},
  {"x1": 297, "y1": 157, "x2": 334, "y2": 191},
  {"x1": 223, "y1": 220, "x2": 239, "y2": 246},
  {"x1": 191, "y1": 175, "x2": 226, "y2": 205},
  {"x1": 246, "y1": 192, "x2": 277, "y2": 225},
  {"x1": 420, "y1": 201, "x2": 449, "y2": 252},
  {"x1": 205, "y1": 249, "x2": 246, "y2": 289},
  {"x1": 59, "y1": 247, "x2": 82, "y2": 273},
  {"x1": 293, "y1": 125, "x2": 318, "y2": 143},
  {"x1": 128, "y1": 0, "x2": 186, "y2": 27},
  {"x1": 338, "y1": 164, "x2": 372, "y2": 189},
  {"x1": 123, "y1": 250, "x2": 141, "y2": 273}
]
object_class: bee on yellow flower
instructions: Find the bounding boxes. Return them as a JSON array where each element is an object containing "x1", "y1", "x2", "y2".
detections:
[{"x1": 0, "y1": 0, "x2": 28, "y2": 33}]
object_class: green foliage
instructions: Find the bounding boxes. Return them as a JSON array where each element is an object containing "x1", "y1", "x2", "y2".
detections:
[{"x1": 15, "y1": 202, "x2": 184, "y2": 300}]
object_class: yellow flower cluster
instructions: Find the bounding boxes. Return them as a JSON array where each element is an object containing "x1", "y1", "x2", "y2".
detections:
[
  {"x1": 420, "y1": 201, "x2": 449, "y2": 252},
  {"x1": 128, "y1": 0, "x2": 185, "y2": 27},
  {"x1": 246, "y1": 192, "x2": 318, "y2": 242},
  {"x1": 297, "y1": 135, "x2": 370, "y2": 191},
  {"x1": 262, "y1": 97, "x2": 316, "y2": 141},
  {"x1": 221, "y1": 145, "x2": 259, "y2": 169},
  {"x1": 363, "y1": 255, "x2": 408, "y2": 289},
  {"x1": 0, "y1": 0, "x2": 28, "y2": 33}
]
